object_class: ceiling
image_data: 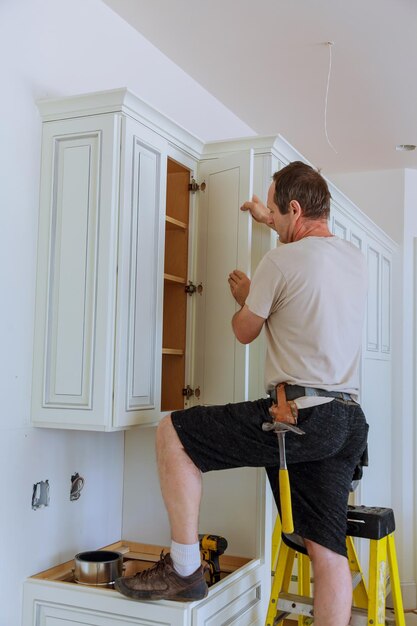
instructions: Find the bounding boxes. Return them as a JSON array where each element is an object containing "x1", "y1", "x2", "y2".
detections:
[{"x1": 103, "y1": 0, "x2": 417, "y2": 175}]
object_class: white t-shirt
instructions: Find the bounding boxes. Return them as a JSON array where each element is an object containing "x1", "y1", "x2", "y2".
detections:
[{"x1": 245, "y1": 236, "x2": 367, "y2": 396}]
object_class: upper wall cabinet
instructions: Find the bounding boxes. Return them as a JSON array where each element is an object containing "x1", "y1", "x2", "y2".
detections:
[
  {"x1": 329, "y1": 193, "x2": 393, "y2": 360},
  {"x1": 32, "y1": 93, "x2": 173, "y2": 430},
  {"x1": 31, "y1": 90, "x2": 396, "y2": 431}
]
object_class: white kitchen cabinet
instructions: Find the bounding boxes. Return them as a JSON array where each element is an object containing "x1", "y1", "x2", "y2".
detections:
[
  {"x1": 329, "y1": 191, "x2": 393, "y2": 363},
  {"x1": 23, "y1": 571, "x2": 264, "y2": 626},
  {"x1": 31, "y1": 96, "x2": 172, "y2": 430},
  {"x1": 22, "y1": 540, "x2": 264, "y2": 626},
  {"x1": 364, "y1": 234, "x2": 392, "y2": 358},
  {"x1": 360, "y1": 231, "x2": 394, "y2": 511}
]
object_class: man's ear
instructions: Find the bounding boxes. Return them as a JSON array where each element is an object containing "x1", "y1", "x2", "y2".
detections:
[{"x1": 289, "y1": 200, "x2": 302, "y2": 218}]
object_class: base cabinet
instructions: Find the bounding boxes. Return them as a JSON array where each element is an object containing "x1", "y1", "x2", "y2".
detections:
[{"x1": 23, "y1": 562, "x2": 265, "y2": 626}]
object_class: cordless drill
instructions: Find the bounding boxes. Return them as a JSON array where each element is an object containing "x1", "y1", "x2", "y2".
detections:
[{"x1": 199, "y1": 534, "x2": 228, "y2": 584}]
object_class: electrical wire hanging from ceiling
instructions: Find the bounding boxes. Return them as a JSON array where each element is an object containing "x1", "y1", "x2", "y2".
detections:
[{"x1": 324, "y1": 41, "x2": 338, "y2": 154}]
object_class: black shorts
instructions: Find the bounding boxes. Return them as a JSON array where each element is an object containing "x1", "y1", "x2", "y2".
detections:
[{"x1": 171, "y1": 397, "x2": 369, "y2": 557}]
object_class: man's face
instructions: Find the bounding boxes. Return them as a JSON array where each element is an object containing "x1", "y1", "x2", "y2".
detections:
[{"x1": 266, "y1": 182, "x2": 295, "y2": 243}]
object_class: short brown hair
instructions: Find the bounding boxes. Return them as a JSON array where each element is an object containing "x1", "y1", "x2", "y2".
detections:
[{"x1": 273, "y1": 161, "x2": 331, "y2": 219}]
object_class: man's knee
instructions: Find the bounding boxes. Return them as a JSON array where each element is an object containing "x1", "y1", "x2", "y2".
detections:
[
  {"x1": 304, "y1": 539, "x2": 343, "y2": 566},
  {"x1": 156, "y1": 413, "x2": 172, "y2": 444},
  {"x1": 156, "y1": 414, "x2": 181, "y2": 452}
]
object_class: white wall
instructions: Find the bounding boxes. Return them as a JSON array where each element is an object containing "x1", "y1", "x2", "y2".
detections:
[
  {"x1": 330, "y1": 169, "x2": 404, "y2": 244},
  {"x1": 0, "y1": 1, "x2": 254, "y2": 625}
]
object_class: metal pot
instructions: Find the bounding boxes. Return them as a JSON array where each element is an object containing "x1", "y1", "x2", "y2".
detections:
[{"x1": 73, "y1": 550, "x2": 124, "y2": 586}]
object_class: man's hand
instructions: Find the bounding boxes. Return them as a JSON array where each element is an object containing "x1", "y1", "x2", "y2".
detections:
[
  {"x1": 228, "y1": 270, "x2": 250, "y2": 307},
  {"x1": 240, "y1": 194, "x2": 269, "y2": 225}
]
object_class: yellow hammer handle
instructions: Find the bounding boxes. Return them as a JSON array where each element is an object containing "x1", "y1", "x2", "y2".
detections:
[{"x1": 279, "y1": 468, "x2": 294, "y2": 534}]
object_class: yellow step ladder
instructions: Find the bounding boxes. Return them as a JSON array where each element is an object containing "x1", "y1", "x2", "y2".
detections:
[{"x1": 265, "y1": 505, "x2": 405, "y2": 626}]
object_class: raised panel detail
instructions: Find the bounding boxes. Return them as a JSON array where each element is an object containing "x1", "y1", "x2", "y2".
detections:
[
  {"x1": 36, "y1": 602, "x2": 169, "y2": 625},
  {"x1": 381, "y1": 255, "x2": 391, "y2": 353},
  {"x1": 44, "y1": 133, "x2": 100, "y2": 408},
  {"x1": 332, "y1": 216, "x2": 348, "y2": 240},
  {"x1": 126, "y1": 140, "x2": 160, "y2": 409},
  {"x1": 366, "y1": 246, "x2": 380, "y2": 352},
  {"x1": 350, "y1": 232, "x2": 363, "y2": 250}
]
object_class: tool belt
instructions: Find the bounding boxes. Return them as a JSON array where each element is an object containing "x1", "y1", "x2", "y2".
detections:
[
  {"x1": 269, "y1": 383, "x2": 299, "y2": 425},
  {"x1": 268, "y1": 383, "x2": 354, "y2": 425}
]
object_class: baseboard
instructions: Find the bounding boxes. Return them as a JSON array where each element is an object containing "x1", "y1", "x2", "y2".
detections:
[
  {"x1": 401, "y1": 582, "x2": 417, "y2": 610},
  {"x1": 387, "y1": 581, "x2": 416, "y2": 611}
]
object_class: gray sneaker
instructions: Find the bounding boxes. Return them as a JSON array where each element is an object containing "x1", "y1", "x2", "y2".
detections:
[{"x1": 114, "y1": 552, "x2": 209, "y2": 602}]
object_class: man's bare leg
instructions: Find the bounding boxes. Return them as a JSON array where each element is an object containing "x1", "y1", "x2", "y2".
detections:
[
  {"x1": 156, "y1": 414, "x2": 201, "y2": 544},
  {"x1": 114, "y1": 415, "x2": 207, "y2": 600},
  {"x1": 304, "y1": 539, "x2": 352, "y2": 626}
]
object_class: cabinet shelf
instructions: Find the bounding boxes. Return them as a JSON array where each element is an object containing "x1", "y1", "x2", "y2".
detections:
[
  {"x1": 164, "y1": 273, "x2": 186, "y2": 284},
  {"x1": 166, "y1": 215, "x2": 187, "y2": 230},
  {"x1": 162, "y1": 158, "x2": 190, "y2": 413}
]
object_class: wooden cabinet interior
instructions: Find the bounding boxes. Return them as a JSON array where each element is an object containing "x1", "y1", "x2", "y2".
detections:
[
  {"x1": 161, "y1": 158, "x2": 191, "y2": 411},
  {"x1": 29, "y1": 540, "x2": 250, "y2": 585}
]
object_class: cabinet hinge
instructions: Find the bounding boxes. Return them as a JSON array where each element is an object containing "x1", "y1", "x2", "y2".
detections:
[
  {"x1": 182, "y1": 385, "x2": 200, "y2": 400},
  {"x1": 188, "y1": 178, "x2": 206, "y2": 194},
  {"x1": 185, "y1": 281, "x2": 203, "y2": 295}
]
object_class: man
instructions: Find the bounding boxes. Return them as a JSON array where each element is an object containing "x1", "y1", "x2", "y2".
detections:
[{"x1": 115, "y1": 161, "x2": 369, "y2": 626}]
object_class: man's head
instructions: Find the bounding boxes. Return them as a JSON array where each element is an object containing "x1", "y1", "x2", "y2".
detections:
[
  {"x1": 272, "y1": 161, "x2": 331, "y2": 219},
  {"x1": 266, "y1": 162, "x2": 331, "y2": 243}
]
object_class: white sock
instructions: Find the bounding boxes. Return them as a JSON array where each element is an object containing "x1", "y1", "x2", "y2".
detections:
[{"x1": 170, "y1": 540, "x2": 201, "y2": 577}]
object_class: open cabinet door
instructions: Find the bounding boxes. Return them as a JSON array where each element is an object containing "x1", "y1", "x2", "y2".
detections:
[{"x1": 193, "y1": 150, "x2": 254, "y2": 406}]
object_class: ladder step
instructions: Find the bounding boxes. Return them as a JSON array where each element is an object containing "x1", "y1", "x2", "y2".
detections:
[
  {"x1": 277, "y1": 593, "x2": 396, "y2": 626},
  {"x1": 351, "y1": 570, "x2": 364, "y2": 590},
  {"x1": 277, "y1": 592, "x2": 313, "y2": 618}
]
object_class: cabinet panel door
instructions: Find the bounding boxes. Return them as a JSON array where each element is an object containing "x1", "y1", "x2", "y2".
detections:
[
  {"x1": 381, "y1": 254, "x2": 391, "y2": 354},
  {"x1": 331, "y1": 212, "x2": 349, "y2": 240},
  {"x1": 360, "y1": 358, "x2": 392, "y2": 506},
  {"x1": 192, "y1": 579, "x2": 262, "y2": 626},
  {"x1": 366, "y1": 244, "x2": 381, "y2": 353},
  {"x1": 31, "y1": 115, "x2": 121, "y2": 429},
  {"x1": 330, "y1": 203, "x2": 364, "y2": 251},
  {"x1": 36, "y1": 602, "x2": 177, "y2": 625},
  {"x1": 113, "y1": 118, "x2": 167, "y2": 427},
  {"x1": 194, "y1": 151, "x2": 253, "y2": 405},
  {"x1": 363, "y1": 237, "x2": 392, "y2": 358}
]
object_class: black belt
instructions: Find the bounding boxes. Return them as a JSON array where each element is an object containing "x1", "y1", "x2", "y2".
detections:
[{"x1": 269, "y1": 384, "x2": 353, "y2": 403}]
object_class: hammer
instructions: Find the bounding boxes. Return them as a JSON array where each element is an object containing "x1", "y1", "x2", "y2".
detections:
[{"x1": 262, "y1": 421, "x2": 305, "y2": 534}]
